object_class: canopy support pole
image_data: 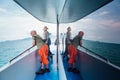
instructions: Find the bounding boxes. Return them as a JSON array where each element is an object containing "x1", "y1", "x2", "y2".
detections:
[{"x1": 56, "y1": 14, "x2": 59, "y2": 70}]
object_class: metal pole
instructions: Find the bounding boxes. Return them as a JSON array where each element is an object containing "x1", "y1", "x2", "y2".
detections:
[{"x1": 56, "y1": 15, "x2": 59, "y2": 70}]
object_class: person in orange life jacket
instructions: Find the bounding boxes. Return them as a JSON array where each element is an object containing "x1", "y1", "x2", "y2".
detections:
[
  {"x1": 67, "y1": 31, "x2": 84, "y2": 73},
  {"x1": 30, "y1": 30, "x2": 50, "y2": 74}
]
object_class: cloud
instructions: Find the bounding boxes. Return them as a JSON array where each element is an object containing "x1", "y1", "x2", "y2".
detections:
[
  {"x1": 97, "y1": 19, "x2": 120, "y2": 28},
  {"x1": 0, "y1": 13, "x2": 57, "y2": 41},
  {"x1": 0, "y1": 7, "x2": 7, "y2": 13},
  {"x1": 98, "y1": 11, "x2": 109, "y2": 16},
  {"x1": 80, "y1": 18, "x2": 120, "y2": 28},
  {"x1": 65, "y1": 17, "x2": 120, "y2": 43},
  {"x1": 80, "y1": 18, "x2": 94, "y2": 23}
]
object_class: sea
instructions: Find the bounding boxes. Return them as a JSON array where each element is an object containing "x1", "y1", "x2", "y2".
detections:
[
  {"x1": 82, "y1": 40, "x2": 120, "y2": 67},
  {"x1": 0, "y1": 37, "x2": 120, "y2": 68},
  {"x1": 0, "y1": 38, "x2": 32, "y2": 68}
]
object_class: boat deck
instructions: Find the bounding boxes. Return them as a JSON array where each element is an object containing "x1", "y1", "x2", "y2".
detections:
[
  {"x1": 34, "y1": 50, "x2": 82, "y2": 80},
  {"x1": 63, "y1": 57, "x2": 82, "y2": 80},
  {"x1": 34, "y1": 50, "x2": 59, "y2": 80}
]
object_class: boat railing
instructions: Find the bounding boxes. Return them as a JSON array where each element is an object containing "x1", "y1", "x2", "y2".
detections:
[
  {"x1": 9, "y1": 45, "x2": 35, "y2": 63},
  {"x1": 81, "y1": 46, "x2": 109, "y2": 62},
  {"x1": 79, "y1": 46, "x2": 120, "y2": 70}
]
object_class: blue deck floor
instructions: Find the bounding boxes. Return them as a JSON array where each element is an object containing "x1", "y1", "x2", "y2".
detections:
[
  {"x1": 34, "y1": 51, "x2": 58, "y2": 80},
  {"x1": 63, "y1": 57, "x2": 82, "y2": 80},
  {"x1": 34, "y1": 50, "x2": 82, "y2": 80}
]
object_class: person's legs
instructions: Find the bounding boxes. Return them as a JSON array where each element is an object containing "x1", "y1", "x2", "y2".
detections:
[
  {"x1": 72, "y1": 64, "x2": 80, "y2": 73},
  {"x1": 41, "y1": 63, "x2": 44, "y2": 69},
  {"x1": 44, "y1": 64, "x2": 50, "y2": 72},
  {"x1": 63, "y1": 44, "x2": 68, "y2": 58},
  {"x1": 48, "y1": 44, "x2": 53, "y2": 60},
  {"x1": 68, "y1": 63, "x2": 73, "y2": 72},
  {"x1": 36, "y1": 44, "x2": 49, "y2": 74},
  {"x1": 42, "y1": 44, "x2": 50, "y2": 72},
  {"x1": 68, "y1": 44, "x2": 77, "y2": 65},
  {"x1": 64, "y1": 39, "x2": 68, "y2": 57},
  {"x1": 68, "y1": 44, "x2": 79, "y2": 73},
  {"x1": 41, "y1": 44, "x2": 49, "y2": 65}
]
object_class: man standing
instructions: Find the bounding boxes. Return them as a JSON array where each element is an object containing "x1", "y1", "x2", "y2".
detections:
[
  {"x1": 66, "y1": 27, "x2": 72, "y2": 45},
  {"x1": 63, "y1": 27, "x2": 72, "y2": 58},
  {"x1": 43, "y1": 26, "x2": 53, "y2": 60}
]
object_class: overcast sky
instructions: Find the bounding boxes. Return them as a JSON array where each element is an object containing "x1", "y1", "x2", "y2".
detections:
[{"x1": 0, "y1": 0, "x2": 120, "y2": 44}]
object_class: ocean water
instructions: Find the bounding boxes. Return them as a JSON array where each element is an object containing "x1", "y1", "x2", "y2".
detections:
[
  {"x1": 0, "y1": 38, "x2": 32, "y2": 68},
  {"x1": 82, "y1": 40, "x2": 120, "y2": 67},
  {"x1": 0, "y1": 38, "x2": 120, "y2": 68}
]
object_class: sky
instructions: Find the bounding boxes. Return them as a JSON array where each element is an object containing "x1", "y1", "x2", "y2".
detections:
[{"x1": 0, "y1": 0, "x2": 120, "y2": 44}]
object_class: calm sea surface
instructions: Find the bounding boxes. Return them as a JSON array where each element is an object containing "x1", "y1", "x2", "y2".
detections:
[
  {"x1": 0, "y1": 38, "x2": 120, "y2": 68},
  {"x1": 82, "y1": 40, "x2": 120, "y2": 67},
  {"x1": 0, "y1": 38, "x2": 32, "y2": 68}
]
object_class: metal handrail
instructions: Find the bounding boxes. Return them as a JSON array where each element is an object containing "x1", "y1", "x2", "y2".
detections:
[
  {"x1": 9, "y1": 46, "x2": 35, "y2": 63},
  {"x1": 81, "y1": 46, "x2": 108, "y2": 61}
]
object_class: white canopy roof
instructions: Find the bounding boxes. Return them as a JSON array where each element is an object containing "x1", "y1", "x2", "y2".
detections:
[{"x1": 14, "y1": 0, "x2": 112, "y2": 23}]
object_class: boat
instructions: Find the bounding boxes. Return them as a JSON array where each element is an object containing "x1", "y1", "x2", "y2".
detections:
[{"x1": 0, "y1": 0, "x2": 120, "y2": 80}]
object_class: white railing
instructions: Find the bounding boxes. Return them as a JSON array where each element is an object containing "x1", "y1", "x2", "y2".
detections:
[
  {"x1": 79, "y1": 46, "x2": 120, "y2": 70},
  {"x1": 0, "y1": 46, "x2": 39, "y2": 80}
]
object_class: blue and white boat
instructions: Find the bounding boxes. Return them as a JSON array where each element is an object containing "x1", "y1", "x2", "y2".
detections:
[{"x1": 0, "y1": 0, "x2": 120, "y2": 80}]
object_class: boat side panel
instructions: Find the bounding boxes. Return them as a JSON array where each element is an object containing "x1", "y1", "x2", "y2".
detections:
[
  {"x1": 0, "y1": 50, "x2": 40, "y2": 80},
  {"x1": 76, "y1": 50, "x2": 120, "y2": 80}
]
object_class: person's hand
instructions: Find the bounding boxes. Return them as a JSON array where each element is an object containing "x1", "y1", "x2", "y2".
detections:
[
  {"x1": 79, "y1": 41, "x2": 82, "y2": 47},
  {"x1": 32, "y1": 40, "x2": 36, "y2": 46}
]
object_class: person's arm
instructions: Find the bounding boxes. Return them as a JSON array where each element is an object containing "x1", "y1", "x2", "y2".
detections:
[
  {"x1": 32, "y1": 39, "x2": 36, "y2": 46},
  {"x1": 79, "y1": 31, "x2": 84, "y2": 47},
  {"x1": 32, "y1": 36, "x2": 36, "y2": 46},
  {"x1": 79, "y1": 40, "x2": 82, "y2": 47}
]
